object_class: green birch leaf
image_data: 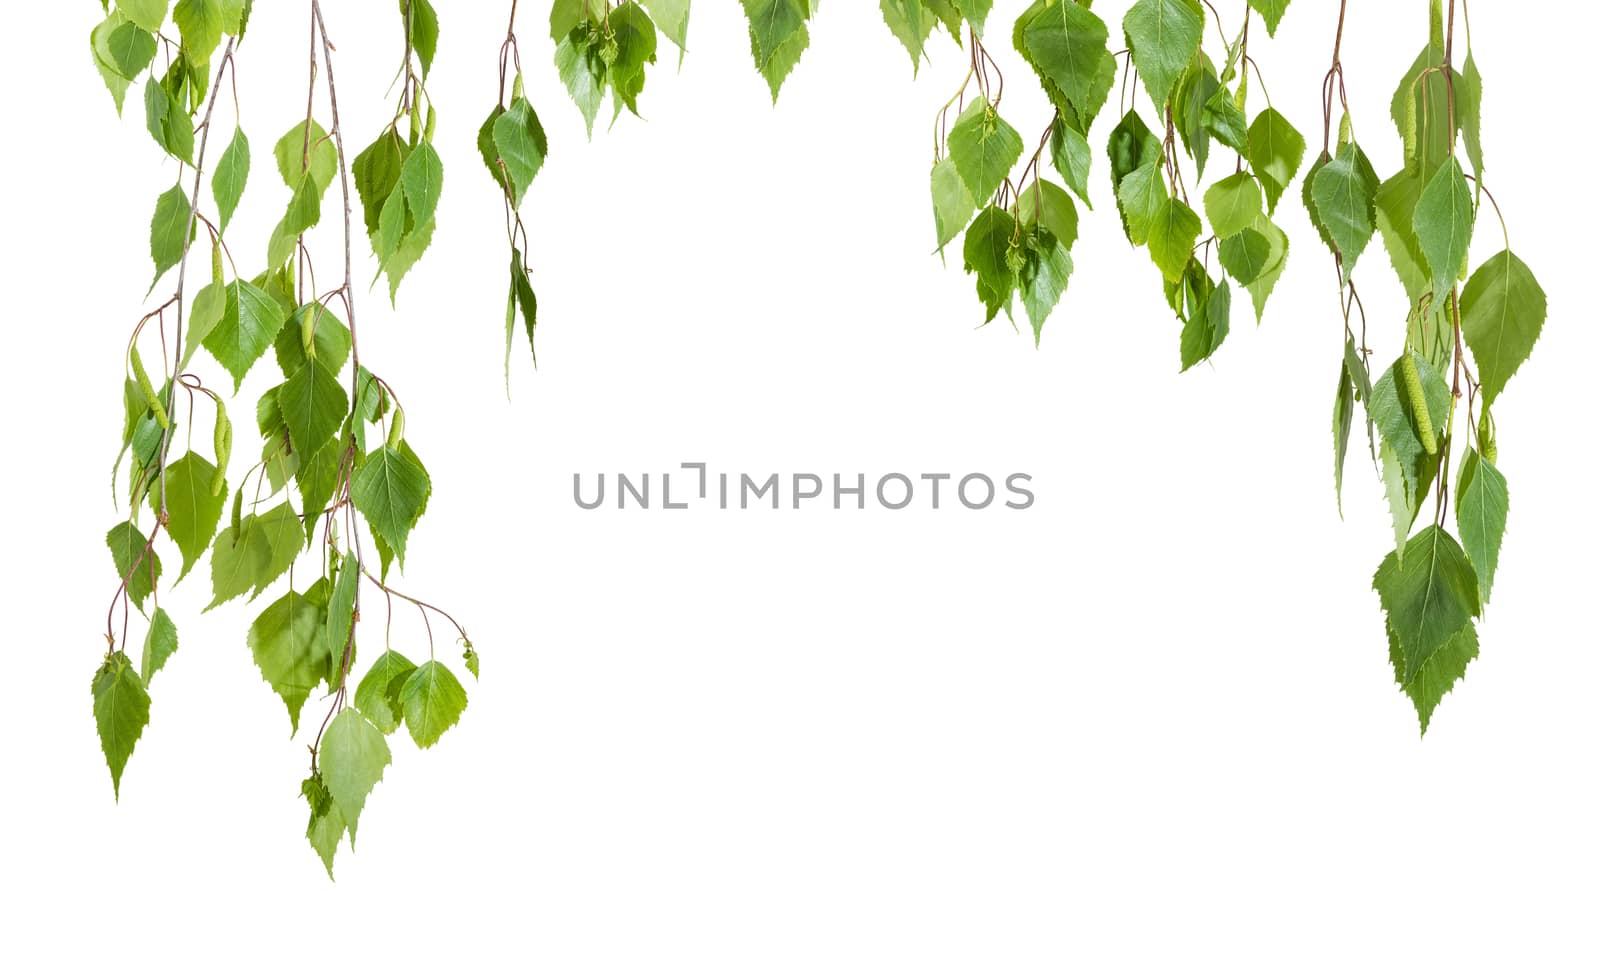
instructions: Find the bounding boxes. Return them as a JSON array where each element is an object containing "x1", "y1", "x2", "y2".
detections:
[
  {"x1": 1386, "y1": 617, "x2": 1476, "y2": 735},
  {"x1": 1116, "y1": 162, "x2": 1167, "y2": 246},
  {"x1": 1247, "y1": 108, "x2": 1304, "y2": 214},
  {"x1": 1017, "y1": 0, "x2": 1112, "y2": 111},
  {"x1": 401, "y1": 0, "x2": 439, "y2": 76},
  {"x1": 1200, "y1": 83, "x2": 1249, "y2": 156},
  {"x1": 1147, "y1": 196, "x2": 1201, "y2": 284},
  {"x1": 463, "y1": 647, "x2": 481, "y2": 679},
  {"x1": 477, "y1": 105, "x2": 507, "y2": 191},
  {"x1": 556, "y1": 27, "x2": 607, "y2": 135},
  {"x1": 1334, "y1": 354, "x2": 1354, "y2": 515},
  {"x1": 1122, "y1": 0, "x2": 1204, "y2": 110},
  {"x1": 1107, "y1": 110, "x2": 1162, "y2": 188},
  {"x1": 248, "y1": 586, "x2": 327, "y2": 732},
  {"x1": 1309, "y1": 141, "x2": 1379, "y2": 279},
  {"x1": 203, "y1": 279, "x2": 289, "y2": 390},
  {"x1": 1049, "y1": 117, "x2": 1094, "y2": 208},
  {"x1": 1371, "y1": 352, "x2": 1450, "y2": 554},
  {"x1": 353, "y1": 129, "x2": 407, "y2": 238},
  {"x1": 302, "y1": 774, "x2": 345, "y2": 878},
  {"x1": 1374, "y1": 170, "x2": 1430, "y2": 302},
  {"x1": 92, "y1": 652, "x2": 150, "y2": 799},
  {"x1": 1018, "y1": 227, "x2": 1073, "y2": 346},
  {"x1": 91, "y1": 15, "x2": 136, "y2": 114},
  {"x1": 1373, "y1": 524, "x2": 1480, "y2": 686},
  {"x1": 212, "y1": 127, "x2": 250, "y2": 232},
  {"x1": 931, "y1": 157, "x2": 976, "y2": 254},
  {"x1": 947, "y1": 100, "x2": 1024, "y2": 207},
  {"x1": 108, "y1": 520, "x2": 162, "y2": 611},
  {"x1": 550, "y1": 0, "x2": 604, "y2": 42},
  {"x1": 962, "y1": 205, "x2": 1018, "y2": 323},
  {"x1": 279, "y1": 359, "x2": 346, "y2": 459},
  {"x1": 1017, "y1": 178, "x2": 1079, "y2": 251},
  {"x1": 120, "y1": 0, "x2": 169, "y2": 32},
  {"x1": 173, "y1": 0, "x2": 224, "y2": 61},
  {"x1": 150, "y1": 183, "x2": 191, "y2": 287},
  {"x1": 141, "y1": 607, "x2": 179, "y2": 685},
  {"x1": 400, "y1": 660, "x2": 469, "y2": 748},
  {"x1": 1458, "y1": 53, "x2": 1484, "y2": 177},
  {"x1": 355, "y1": 650, "x2": 417, "y2": 735},
  {"x1": 1180, "y1": 274, "x2": 1230, "y2": 371},
  {"x1": 144, "y1": 79, "x2": 194, "y2": 163},
  {"x1": 607, "y1": 2, "x2": 659, "y2": 119},
  {"x1": 322, "y1": 553, "x2": 360, "y2": 689},
  {"x1": 274, "y1": 120, "x2": 337, "y2": 196},
  {"x1": 1218, "y1": 228, "x2": 1271, "y2": 285},
  {"x1": 107, "y1": 22, "x2": 157, "y2": 77},
  {"x1": 1243, "y1": 211, "x2": 1288, "y2": 322},
  {"x1": 512, "y1": 255, "x2": 538, "y2": 368},
  {"x1": 351, "y1": 446, "x2": 432, "y2": 565},
  {"x1": 642, "y1": 0, "x2": 691, "y2": 53},
  {"x1": 880, "y1": 0, "x2": 930, "y2": 71},
  {"x1": 955, "y1": 0, "x2": 992, "y2": 33},
  {"x1": 1412, "y1": 157, "x2": 1473, "y2": 312},
  {"x1": 491, "y1": 98, "x2": 548, "y2": 207},
  {"x1": 1455, "y1": 449, "x2": 1508, "y2": 603},
  {"x1": 1246, "y1": 0, "x2": 1290, "y2": 36},
  {"x1": 207, "y1": 501, "x2": 302, "y2": 609},
  {"x1": 1461, "y1": 250, "x2": 1545, "y2": 406},
  {"x1": 150, "y1": 451, "x2": 225, "y2": 581},
  {"x1": 275, "y1": 302, "x2": 352, "y2": 377},
  {"x1": 1204, "y1": 172, "x2": 1262, "y2": 240},
  {"x1": 1390, "y1": 43, "x2": 1455, "y2": 178},
  {"x1": 741, "y1": 0, "x2": 812, "y2": 101},
  {"x1": 319, "y1": 708, "x2": 391, "y2": 843}
]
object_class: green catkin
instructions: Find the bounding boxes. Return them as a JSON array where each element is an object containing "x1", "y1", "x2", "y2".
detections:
[
  {"x1": 211, "y1": 406, "x2": 232, "y2": 496},
  {"x1": 386, "y1": 409, "x2": 406, "y2": 450},
  {"x1": 301, "y1": 304, "x2": 319, "y2": 356},
  {"x1": 1478, "y1": 410, "x2": 1497, "y2": 464},
  {"x1": 130, "y1": 347, "x2": 170, "y2": 430},
  {"x1": 1400, "y1": 353, "x2": 1437, "y2": 456}
]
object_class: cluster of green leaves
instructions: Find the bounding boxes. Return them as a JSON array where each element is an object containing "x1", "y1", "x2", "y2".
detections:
[
  {"x1": 1110, "y1": 0, "x2": 1301, "y2": 370},
  {"x1": 1313, "y1": 0, "x2": 1544, "y2": 733},
  {"x1": 352, "y1": 0, "x2": 444, "y2": 303},
  {"x1": 95, "y1": 0, "x2": 476, "y2": 878},
  {"x1": 552, "y1": 0, "x2": 685, "y2": 132},
  {"x1": 480, "y1": 68, "x2": 548, "y2": 377}
]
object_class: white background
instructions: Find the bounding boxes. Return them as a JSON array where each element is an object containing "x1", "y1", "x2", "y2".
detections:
[{"x1": 5, "y1": 1, "x2": 1597, "y2": 969}]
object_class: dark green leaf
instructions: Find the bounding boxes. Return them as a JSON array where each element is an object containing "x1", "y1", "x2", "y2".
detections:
[
  {"x1": 108, "y1": 520, "x2": 162, "y2": 611},
  {"x1": 1122, "y1": 0, "x2": 1205, "y2": 109},
  {"x1": 141, "y1": 607, "x2": 180, "y2": 685},
  {"x1": 354, "y1": 650, "x2": 417, "y2": 735},
  {"x1": 1461, "y1": 250, "x2": 1545, "y2": 406},
  {"x1": 92, "y1": 652, "x2": 150, "y2": 799},
  {"x1": 947, "y1": 99, "x2": 1024, "y2": 207},
  {"x1": 1455, "y1": 449, "x2": 1508, "y2": 603}
]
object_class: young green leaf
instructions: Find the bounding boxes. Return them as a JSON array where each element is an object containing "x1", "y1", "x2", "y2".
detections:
[
  {"x1": 319, "y1": 708, "x2": 391, "y2": 843},
  {"x1": 742, "y1": 0, "x2": 813, "y2": 101},
  {"x1": 399, "y1": 660, "x2": 469, "y2": 748},
  {"x1": 930, "y1": 157, "x2": 976, "y2": 254},
  {"x1": 150, "y1": 452, "x2": 225, "y2": 581},
  {"x1": 106, "y1": 22, "x2": 158, "y2": 77},
  {"x1": 149, "y1": 184, "x2": 192, "y2": 287},
  {"x1": 881, "y1": 0, "x2": 931, "y2": 72},
  {"x1": 202, "y1": 279, "x2": 289, "y2": 390},
  {"x1": 141, "y1": 608, "x2": 180, "y2": 685},
  {"x1": 1247, "y1": 108, "x2": 1304, "y2": 214},
  {"x1": 1309, "y1": 141, "x2": 1379, "y2": 280},
  {"x1": 642, "y1": 0, "x2": 691, "y2": 54},
  {"x1": 1455, "y1": 449, "x2": 1509, "y2": 603},
  {"x1": 119, "y1": 0, "x2": 170, "y2": 32},
  {"x1": 1204, "y1": 172, "x2": 1263, "y2": 240},
  {"x1": 1386, "y1": 616, "x2": 1476, "y2": 736},
  {"x1": 1412, "y1": 157, "x2": 1473, "y2": 312},
  {"x1": 302, "y1": 773, "x2": 346, "y2": 878},
  {"x1": 92, "y1": 652, "x2": 151, "y2": 799},
  {"x1": 354, "y1": 650, "x2": 418, "y2": 735},
  {"x1": 1147, "y1": 197, "x2": 1202, "y2": 284},
  {"x1": 211, "y1": 127, "x2": 250, "y2": 232},
  {"x1": 248, "y1": 587, "x2": 328, "y2": 732},
  {"x1": 962, "y1": 206, "x2": 1018, "y2": 322},
  {"x1": 1116, "y1": 162, "x2": 1168, "y2": 246},
  {"x1": 1180, "y1": 273, "x2": 1230, "y2": 371},
  {"x1": 491, "y1": 98, "x2": 549, "y2": 207},
  {"x1": 1123, "y1": 0, "x2": 1205, "y2": 110},
  {"x1": 173, "y1": 0, "x2": 224, "y2": 62},
  {"x1": 1218, "y1": 229, "x2": 1272, "y2": 286},
  {"x1": 1016, "y1": 0, "x2": 1112, "y2": 113},
  {"x1": 947, "y1": 100, "x2": 1024, "y2": 208},
  {"x1": 556, "y1": 26, "x2": 607, "y2": 135},
  {"x1": 1461, "y1": 250, "x2": 1545, "y2": 406},
  {"x1": 1246, "y1": 0, "x2": 1291, "y2": 36},
  {"x1": 401, "y1": 0, "x2": 439, "y2": 76},
  {"x1": 279, "y1": 359, "x2": 346, "y2": 460},
  {"x1": 1018, "y1": 228, "x2": 1073, "y2": 346},
  {"x1": 108, "y1": 521, "x2": 162, "y2": 611},
  {"x1": 351, "y1": 446, "x2": 432, "y2": 566}
]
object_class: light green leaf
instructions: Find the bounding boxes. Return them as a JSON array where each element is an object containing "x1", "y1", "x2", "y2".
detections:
[
  {"x1": 302, "y1": 774, "x2": 346, "y2": 879},
  {"x1": 880, "y1": 0, "x2": 930, "y2": 71},
  {"x1": 150, "y1": 451, "x2": 225, "y2": 581},
  {"x1": 93, "y1": 652, "x2": 151, "y2": 799},
  {"x1": 1371, "y1": 352, "x2": 1451, "y2": 554},
  {"x1": 108, "y1": 520, "x2": 162, "y2": 611},
  {"x1": 319, "y1": 708, "x2": 391, "y2": 843},
  {"x1": 1116, "y1": 162, "x2": 1167, "y2": 246},
  {"x1": 491, "y1": 98, "x2": 548, "y2": 207},
  {"x1": 399, "y1": 140, "x2": 443, "y2": 228},
  {"x1": 1147, "y1": 196, "x2": 1201, "y2": 284},
  {"x1": 463, "y1": 647, "x2": 480, "y2": 679},
  {"x1": 401, "y1": 0, "x2": 439, "y2": 76},
  {"x1": 212, "y1": 127, "x2": 249, "y2": 232},
  {"x1": 1309, "y1": 141, "x2": 1378, "y2": 279},
  {"x1": 1049, "y1": 118, "x2": 1094, "y2": 208},
  {"x1": 1461, "y1": 250, "x2": 1545, "y2": 406},
  {"x1": 642, "y1": 0, "x2": 691, "y2": 53},
  {"x1": 400, "y1": 660, "x2": 469, "y2": 748},
  {"x1": 1412, "y1": 157, "x2": 1474, "y2": 312},
  {"x1": 1455, "y1": 448, "x2": 1508, "y2": 603},
  {"x1": 1018, "y1": 227, "x2": 1073, "y2": 346},
  {"x1": 1123, "y1": 0, "x2": 1205, "y2": 110},
  {"x1": 207, "y1": 501, "x2": 303, "y2": 609},
  {"x1": 1374, "y1": 170, "x2": 1430, "y2": 302},
  {"x1": 273, "y1": 120, "x2": 337, "y2": 195},
  {"x1": 1373, "y1": 524, "x2": 1480, "y2": 687},
  {"x1": 1242, "y1": 211, "x2": 1288, "y2": 322},
  {"x1": 1246, "y1": 0, "x2": 1290, "y2": 36},
  {"x1": 556, "y1": 27, "x2": 607, "y2": 135},
  {"x1": 91, "y1": 15, "x2": 136, "y2": 113},
  {"x1": 742, "y1": 0, "x2": 812, "y2": 101},
  {"x1": 141, "y1": 608, "x2": 180, "y2": 685},
  {"x1": 279, "y1": 359, "x2": 346, "y2": 459},
  {"x1": 275, "y1": 302, "x2": 352, "y2": 377},
  {"x1": 354, "y1": 650, "x2": 417, "y2": 735},
  {"x1": 1334, "y1": 353, "x2": 1354, "y2": 516},
  {"x1": 120, "y1": 0, "x2": 170, "y2": 32},
  {"x1": 351, "y1": 446, "x2": 432, "y2": 565},
  {"x1": 173, "y1": 0, "x2": 224, "y2": 61},
  {"x1": 947, "y1": 99, "x2": 1024, "y2": 207},
  {"x1": 1458, "y1": 53, "x2": 1484, "y2": 177},
  {"x1": 1204, "y1": 172, "x2": 1262, "y2": 239},
  {"x1": 1386, "y1": 616, "x2": 1476, "y2": 736},
  {"x1": 203, "y1": 279, "x2": 289, "y2": 390},
  {"x1": 106, "y1": 22, "x2": 157, "y2": 77},
  {"x1": 955, "y1": 0, "x2": 992, "y2": 33},
  {"x1": 150, "y1": 183, "x2": 191, "y2": 287},
  {"x1": 248, "y1": 587, "x2": 328, "y2": 732},
  {"x1": 1246, "y1": 108, "x2": 1304, "y2": 214},
  {"x1": 1180, "y1": 273, "x2": 1230, "y2": 371},
  {"x1": 322, "y1": 552, "x2": 360, "y2": 689},
  {"x1": 143, "y1": 78, "x2": 194, "y2": 164},
  {"x1": 1017, "y1": 178, "x2": 1079, "y2": 251},
  {"x1": 930, "y1": 157, "x2": 976, "y2": 253}
]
